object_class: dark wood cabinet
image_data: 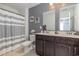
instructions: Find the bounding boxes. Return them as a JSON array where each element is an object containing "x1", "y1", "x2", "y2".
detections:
[
  {"x1": 36, "y1": 35, "x2": 44, "y2": 55},
  {"x1": 36, "y1": 35, "x2": 55, "y2": 56},
  {"x1": 36, "y1": 35, "x2": 79, "y2": 56},
  {"x1": 73, "y1": 46, "x2": 79, "y2": 56},
  {"x1": 44, "y1": 36, "x2": 55, "y2": 56},
  {"x1": 55, "y1": 43, "x2": 72, "y2": 56},
  {"x1": 36, "y1": 39, "x2": 44, "y2": 55},
  {"x1": 44, "y1": 41, "x2": 54, "y2": 56},
  {"x1": 55, "y1": 37, "x2": 73, "y2": 56}
]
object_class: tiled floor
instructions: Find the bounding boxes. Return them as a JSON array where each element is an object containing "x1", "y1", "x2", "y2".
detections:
[{"x1": 24, "y1": 49, "x2": 38, "y2": 56}]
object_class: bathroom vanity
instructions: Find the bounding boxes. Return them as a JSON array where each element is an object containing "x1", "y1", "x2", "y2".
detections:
[{"x1": 35, "y1": 33, "x2": 79, "y2": 56}]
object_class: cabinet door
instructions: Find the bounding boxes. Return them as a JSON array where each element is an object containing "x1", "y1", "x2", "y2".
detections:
[
  {"x1": 44, "y1": 36, "x2": 55, "y2": 56},
  {"x1": 36, "y1": 35, "x2": 44, "y2": 56},
  {"x1": 36, "y1": 39, "x2": 44, "y2": 56},
  {"x1": 55, "y1": 43, "x2": 72, "y2": 56},
  {"x1": 44, "y1": 40, "x2": 54, "y2": 56},
  {"x1": 73, "y1": 46, "x2": 79, "y2": 56}
]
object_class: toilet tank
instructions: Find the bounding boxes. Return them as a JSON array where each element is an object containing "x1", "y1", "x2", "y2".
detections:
[{"x1": 30, "y1": 34, "x2": 35, "y2": 41}]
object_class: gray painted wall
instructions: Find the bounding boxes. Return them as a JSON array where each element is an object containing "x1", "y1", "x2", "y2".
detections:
[{"x1": 29, "y1": 3, "x2": 49, "y2": 34}]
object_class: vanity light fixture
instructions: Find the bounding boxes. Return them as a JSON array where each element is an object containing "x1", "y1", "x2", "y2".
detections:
[
  {"x1": 49, "y1": 3, "x2": 65, "y2": 10},
  {"x1": 49, "y1": 3, "x2": 55, "y2": 10}
]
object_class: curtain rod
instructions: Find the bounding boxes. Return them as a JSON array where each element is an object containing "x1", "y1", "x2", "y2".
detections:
[{"x1": 0, "y1": 8, "x2": 24, "y2": 17}]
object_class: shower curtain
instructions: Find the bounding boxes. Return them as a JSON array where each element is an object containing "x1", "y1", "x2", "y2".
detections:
[{"x1": 0, "y1": 9, "x2": 25, "y2": 55}]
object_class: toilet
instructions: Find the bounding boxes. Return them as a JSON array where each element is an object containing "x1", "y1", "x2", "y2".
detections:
[{"x1": 21, "y1": 34, "x2": 35, "y2": 54}]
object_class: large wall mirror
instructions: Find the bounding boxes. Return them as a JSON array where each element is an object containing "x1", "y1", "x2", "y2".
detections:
[
  {"x1": 59, "y1": 4, "x2": 75, "y2": 31},
  {"x1": 42, "y1": 3, "x2": 79, "y2": 32},
  {"x1": 43, "y1": 10, "x2": 55, "y2": 31}
]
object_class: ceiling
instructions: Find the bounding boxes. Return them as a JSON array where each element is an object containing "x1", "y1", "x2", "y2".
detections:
[{"x1": 1, "y1": 3, "x2": 40, "y2": 15}]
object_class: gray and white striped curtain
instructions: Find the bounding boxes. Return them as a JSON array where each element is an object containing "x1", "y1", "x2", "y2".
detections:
[{"x1": 0, "y1": 9, "x2": 25, "y2": 55}]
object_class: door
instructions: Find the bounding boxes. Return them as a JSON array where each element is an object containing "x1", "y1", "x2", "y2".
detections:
[
  {"x1": 55, "y1": 43, "x2": 72, "y2": 56},
  {"x1": 36, "y1": 35, "x2": 44, "y2": 56},
  {"x1": 44, "y1": 36, "x2": 55, "y2": 56},
  {"x1": 73, "y1": 46, "x2": 79, "y2": 56},
  {"x1": 44, "y1": 40, "x2": 54, "y2": 56}
]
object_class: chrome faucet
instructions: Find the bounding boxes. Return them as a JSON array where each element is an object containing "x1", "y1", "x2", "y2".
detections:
[
  {"x1": 55, "y1": 31, "x2": 58, "y2": 34},
  {"x1": 67, "y1": 32, "x2": 72, "y2": 35}
]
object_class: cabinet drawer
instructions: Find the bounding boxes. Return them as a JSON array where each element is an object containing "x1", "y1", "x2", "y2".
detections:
[
  {"x1": 36, "y1": 35, "x2": 44, "y2": 40},
  {"x1": 55, "y1": 37, "x2": 68, "y2": 44},
  {"x1": 67, "y1": 38, "x2": 75, "y2": 45},
  {"x1": 74, "y1": 38, "x2": 79, "y2": 45},
  {"x1": 44, "y1": 36, "x2": 54, "y2": 41}
]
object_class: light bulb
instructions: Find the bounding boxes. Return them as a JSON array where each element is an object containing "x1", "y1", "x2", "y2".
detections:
[{"x1": 49, "y1": 3, "x2": 53, "y2": 6}]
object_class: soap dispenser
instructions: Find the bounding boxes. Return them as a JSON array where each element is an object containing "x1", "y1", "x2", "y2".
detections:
[{"x1": 40, "y1": 26, "x2": 43, "y2": 33}]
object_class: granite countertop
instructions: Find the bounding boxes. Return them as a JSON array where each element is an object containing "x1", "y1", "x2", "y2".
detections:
[{"x1": 35, "y1": 33, "x2": 79, "y2": 39}]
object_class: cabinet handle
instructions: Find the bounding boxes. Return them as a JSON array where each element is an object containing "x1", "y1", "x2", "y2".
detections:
[
  {"x1": 74, "y1": 47, "x2": 76, "y2": 55},
  {"x1": 69, "y1": 46, "x2": 71, "y2": 56}
]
